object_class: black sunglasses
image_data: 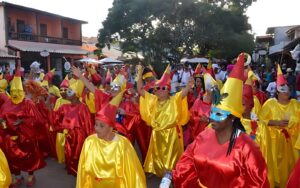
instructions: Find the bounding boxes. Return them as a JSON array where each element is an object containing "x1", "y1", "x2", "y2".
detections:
[{"x1": 155, "y1": 86, "x2": 168, "y2": 91}]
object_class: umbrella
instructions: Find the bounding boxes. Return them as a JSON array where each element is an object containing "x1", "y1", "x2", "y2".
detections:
[
  {"x1": 77, "y1": 58, "x2": 100, "y2": 64},
  {"x1": 180, "y1": 57, "x2": 209, "y2": 64},
  {"x1": 99, "y1": 57, "x2": 123, "y2": 64}
]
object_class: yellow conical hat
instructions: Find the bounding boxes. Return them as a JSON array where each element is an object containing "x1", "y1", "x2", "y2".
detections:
[
  {"x1": 10, "y1": 69, "x2": 23, "y2": 91},
  {"x1": 69, "y1": 79, "x2": 84, "y2": 97},
  {"x1": 111, "y1": 74, "x2": 127, "y2": 91},
  {"x1": 0, "y1": 74, "x2": 8, "y2": 92},
  {"x1": 216, "y1": 53, "x2": 245, "y2": 118}
]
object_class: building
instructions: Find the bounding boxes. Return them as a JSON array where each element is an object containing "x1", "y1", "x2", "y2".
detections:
[{"x1": 0, "y1": 1, "x2": 88, "y2": 77}]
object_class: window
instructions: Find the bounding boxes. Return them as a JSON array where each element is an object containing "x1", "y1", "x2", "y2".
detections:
[
  {"x1": 63, "y1": 27, "x2": 68, "y2": 39},
  {"x1": 17, "y1": 20, "x2": 25, "y2": 33},
  {"x1": 40, "y1": 24, "x2": 47, "y2": 36}
]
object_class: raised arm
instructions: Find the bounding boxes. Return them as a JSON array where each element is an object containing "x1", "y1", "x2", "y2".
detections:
[
  {"x1": 136, "y1": 65, "x2": 145, "y2": 97},
  {"x1": 71, "y1": 66, "x2": 96, "y2": 93},
  {"x1": 180, "y1": 77, "x2": 194, "y2": 98}
]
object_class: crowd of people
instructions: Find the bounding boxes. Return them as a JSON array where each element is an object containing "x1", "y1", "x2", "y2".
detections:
[{"x1": 0, "y1": 52, "x2": 299, "y2": 188}]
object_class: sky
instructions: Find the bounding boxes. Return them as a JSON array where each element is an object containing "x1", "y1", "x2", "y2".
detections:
[{"x1": 4, "y1": 0, "x2": 300, "y2": 37}]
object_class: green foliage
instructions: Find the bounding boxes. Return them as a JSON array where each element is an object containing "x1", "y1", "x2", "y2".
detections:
[{"x1": 98, "y1": 0, "x2": 256, "y2": 69}]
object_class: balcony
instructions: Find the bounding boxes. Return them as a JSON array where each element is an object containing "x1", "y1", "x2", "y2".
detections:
[{"x1": 8, "y1": 32, "x2": 82, "y2": 46}]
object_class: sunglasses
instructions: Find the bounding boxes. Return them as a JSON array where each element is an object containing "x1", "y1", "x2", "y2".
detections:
[
  {"x1": 60, "y1": 88, "x2": 67, "y2": 92},
  {"x1": 154, "y1": 86, "x2": 168, "y2": 91}
]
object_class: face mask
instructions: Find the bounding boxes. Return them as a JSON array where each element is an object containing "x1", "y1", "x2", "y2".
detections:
[
  {"x1": 210, "y1": 106, "x2": 231, "y2": 122},
  {"x1": 66, "y1": 89, "x2": 75, "y2": 97},
  {"x1": 11, "y1": 90, "x2": 25, "y2": 104}
]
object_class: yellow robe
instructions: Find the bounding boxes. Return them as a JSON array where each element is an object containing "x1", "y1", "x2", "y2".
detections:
[
  {"x1": 84, "y1": 92, "x2": 96, "y2": 114},
  {"x1": 258, "y1": 98, "x2": 300, "y2": 188},
  {"x1": 0, "y1": 149, "x2": 11, "y2": 188},
  {"x1": 76, "y1": 134, "x2": 146, "y2": 188},
  {"x1": 53, "y1": 97, "x2": 70, "y2": 111},
  {"x1": 140, "y1": 91, "x2": 189, "y2": 177}
]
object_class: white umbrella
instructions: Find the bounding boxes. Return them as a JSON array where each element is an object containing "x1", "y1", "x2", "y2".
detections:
[
  {"x1": 99, "y1": 57, "x2": 123, "y2": 64},
  {"x1": 77, "y1": 58, "x2": 99, "y2": 64},
  {"x1": 181, "y1": 57, "x2": 209, "y2": 64}
]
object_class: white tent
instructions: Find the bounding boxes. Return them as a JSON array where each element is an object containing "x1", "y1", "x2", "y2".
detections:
[
  {"x1": 180, "y1": 57, "x2": 209, "y2": 63},
  {"x1": 99, "y1": 57, "x2": 123, "y2": 64},
  {"x1": 77, "y1": 57, "x2": 100, "y2": 64}
]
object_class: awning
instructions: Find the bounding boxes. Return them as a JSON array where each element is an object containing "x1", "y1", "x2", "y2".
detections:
[
  {"x1": 7, "y1": 40, "x2": 88, "y2": 55},
  {"x1": 0, "y1": 51, "x2": 19, "y2": 59}
]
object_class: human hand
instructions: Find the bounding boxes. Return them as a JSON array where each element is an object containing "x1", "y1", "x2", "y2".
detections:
[{"x1": 71, "y1": 66, "x2": 82, "y2": 78}]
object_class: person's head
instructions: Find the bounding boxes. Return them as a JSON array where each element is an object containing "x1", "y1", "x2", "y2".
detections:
[
  {"x1": 59, "y1": 87, "x2": 68, "y2": 98},
  {"x1": 94, "y1": 120, "x2": 114, "y2": 140},
  {"x1": 67, "y1": 80, "x2": 84, "y2": 101},
  {"x1": 154, "y1": 84, "x2": 170, "y2": 100},
  {"x1": 210, "y1": 106, "x2": 233, "y2": 132},
  {"x1": 277, "y1": 85, "x2": 290, "y2": 101},
  {"x1": 66, "y1": 88, "x2": 77, "y2": 101},
  {"x1": 110, "y1": 85, "x2": 121, "y2": 97},
  {"x1": 194, "y1": 76, "x2": 204, "y2": 89},
  {"x1": 287, "y1": 68, "x2": 293, "y2": 75}
]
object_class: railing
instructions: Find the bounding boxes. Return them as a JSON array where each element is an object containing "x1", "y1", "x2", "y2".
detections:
[{"x1": 8, "y1": 32, "x2": 82, "y2": 46}]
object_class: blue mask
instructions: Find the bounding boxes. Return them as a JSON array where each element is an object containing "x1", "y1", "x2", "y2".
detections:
[{"x1": 210, "y1": 106, "x2": 231, "y2": 122}]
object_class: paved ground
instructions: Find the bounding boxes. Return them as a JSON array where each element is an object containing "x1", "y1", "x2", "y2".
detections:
[{"x1": 18, "y1": 142, "x2": 161, "y2": 188}]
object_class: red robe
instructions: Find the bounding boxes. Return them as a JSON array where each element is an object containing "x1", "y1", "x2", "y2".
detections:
[
  {"x1": 35, "y1": 100, "x2": 55, "y2": 158},
  {"x1": 173, "y1": 129, "x2": 269, "y2": 188},
  {"x1": 0, "y1": 99, "x2": 46, "y2": 174},
  {"x1": 94, "y1": 89, "x2": 111, "y2": 112},
  {"x1": 254, "y1": 90, "x2": 267, "y2": 106},
  {"x1": 286, "y1": 158, "x2": 300, "y2": 188},
  {"x1": 0, "y1": 92, "x2": 9, "y2": 108},
  {"x1": 188, "y1": 99, "x2": 211, "y2": 141},
  {"x1": 51, "y1": 103, "x2": 94, "y2": 176},
  {"x1": 118, "y1": 99, "x2": 151, "y2": 162}
]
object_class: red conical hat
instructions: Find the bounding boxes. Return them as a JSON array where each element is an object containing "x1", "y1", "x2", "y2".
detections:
[
  {"x1": 105, "y1": 69, "x2": 112, "y2": 84},
  {"x1": 276, "y1": 64, "x2": 287, "y2": 86},
  {"x1": 155, "y1": 64, "x2": 171, "y2": 89},
  {"x1": 60, "y1": 75, "x2": 69, "y2": 88},
  {"x1": 193, "y1": 63, "x2": 202, "y2": 77},
  {"x1": 95, "y1": 91, "x2": 124, "y2": 128},
  {"x1": 207, "y1": 59, "x2": 215, "y2": 79},
  {"x1": 217, "y1": 53, "x2": 245, "y2": 118},
  {"x1": 44, "y1": 69, "x2": 55, "y2": 82}
]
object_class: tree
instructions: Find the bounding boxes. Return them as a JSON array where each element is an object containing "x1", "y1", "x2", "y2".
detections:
[{"x1": 98, "y1": 0, "x2": 256, "y2": 71}]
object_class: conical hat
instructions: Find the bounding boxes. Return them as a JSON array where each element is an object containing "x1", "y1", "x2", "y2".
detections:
[
  {"x1": 216, "y1": 53, "x2": 245, "y2": 118},
  {"x1": 95, "y1": 91, "x2": 124, "y2": 128}
]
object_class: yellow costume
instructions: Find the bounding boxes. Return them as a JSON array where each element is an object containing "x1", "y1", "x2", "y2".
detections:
[
  {"x1": 0, "y1": 149, "x2": 11, "y2": 188},
  {"x1": 258, "y1": 98, "x2": 300, "y2": 187},
  {"x1": 53, "y1": 97, "x2": 70, "y2": 111},
  {"x1": 140, "y1": 91, "x2": 189, "y2": 177},
  {"x1": 76, "y1": 134, "x2": 146, "y2": 188}
]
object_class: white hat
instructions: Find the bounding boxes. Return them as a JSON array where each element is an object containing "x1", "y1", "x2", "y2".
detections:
[{"x1": 287, "y1": 68, "x2": 293, "y2": 72}]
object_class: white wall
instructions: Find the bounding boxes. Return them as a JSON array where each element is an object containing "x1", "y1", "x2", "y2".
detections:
[{"x1": 0, "y1": 6, "x2": 7, "y2": 53}]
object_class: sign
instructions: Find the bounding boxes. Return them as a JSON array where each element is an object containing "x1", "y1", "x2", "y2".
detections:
[
  {"x1": 40, "y1": 50, "x2": 50, "y2": 57},
  {"x1": 64, "y1": 61, "x2": 71, "y2": 71}
]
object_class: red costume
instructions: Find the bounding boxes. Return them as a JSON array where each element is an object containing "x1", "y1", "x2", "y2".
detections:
[
  {"x1": 188, "y1": 98, "x2": 211, "y2": 141},
  {"x1": 172, "y1": 129, "x2": 269, "y2": 187},
  {"x1": 286, "y1": 158, "x2": 300, "y2": 188},
  {"x1": 254, "y1": 90, "x2": 267, "y2": 106},
  {"x1": 52, "y1": 103, "x2": 94, "y2": 175},
  {"x1": 117, "y1": 97, "x2": 151, "y2": 162},
  {"x1": 0, "y1": 99, "x2": 46, "y2": 174}
]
